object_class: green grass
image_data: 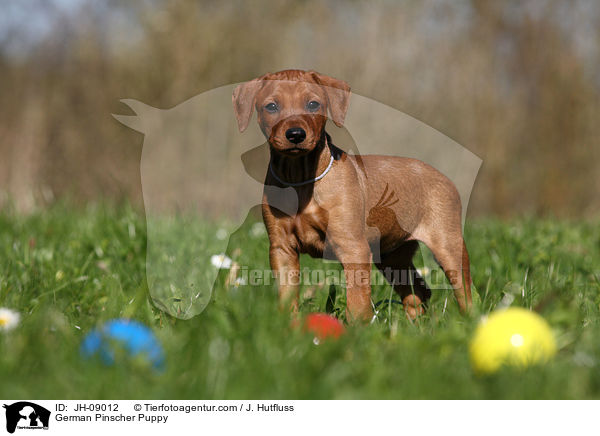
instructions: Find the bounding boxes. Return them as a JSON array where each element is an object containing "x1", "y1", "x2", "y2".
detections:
[{"x1": 1, "y1": 203, "x2": 600, "y2": 399}]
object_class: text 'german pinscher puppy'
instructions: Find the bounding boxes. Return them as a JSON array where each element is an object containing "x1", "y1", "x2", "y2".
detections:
[{"x1": 233, "y1": 69, "x2": 472, "y2": 322}]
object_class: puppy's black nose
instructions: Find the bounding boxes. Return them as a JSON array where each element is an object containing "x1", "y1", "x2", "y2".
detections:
[{"x1": 285, "y1": 127, "x2": 306, "y2": 144}]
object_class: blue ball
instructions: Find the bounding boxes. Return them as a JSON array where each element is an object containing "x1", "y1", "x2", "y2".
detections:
[{"x1": 81, "y1": 319, "x2": 164, "y2": 370}]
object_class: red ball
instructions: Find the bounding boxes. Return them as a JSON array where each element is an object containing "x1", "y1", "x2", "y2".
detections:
[{"x1": 304, "y1": 313, "x2": 345, "y2": 341}]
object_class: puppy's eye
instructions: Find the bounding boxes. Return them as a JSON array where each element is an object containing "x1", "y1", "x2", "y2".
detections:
[
  {"x1": 264, "y1": 103, "x2": 279, "y2": 113},
  {"x1": 307, "y1": 101, "x2": 321, "y2": 112}
]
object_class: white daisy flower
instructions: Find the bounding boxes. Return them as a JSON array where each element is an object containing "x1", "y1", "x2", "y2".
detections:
[
  {"x1": 233, "y1": 277, "x2": 246, "y2": 288},
  {"x1": 416, "y1": 266, "x2": 430, "y2": 276},
  {"x1": 250, "y1": 222, "x2": 266, "y2": 238},
  {"x1": 215, "y1": 228, "x2": 228, "y2": 240},
  {"x1": 0, "y1": 308, "x2": 20, "y2": 331},
  {"x1": 211, "y1": 254, "x2": 232, "y2": 269}
]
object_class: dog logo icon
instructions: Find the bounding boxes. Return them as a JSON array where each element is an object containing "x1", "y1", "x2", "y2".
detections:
[{"x1": 3, "y1": 402, "x2": 50, "y2": 434}]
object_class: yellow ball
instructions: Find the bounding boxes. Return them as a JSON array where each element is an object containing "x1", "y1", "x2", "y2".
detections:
[{"x1": 469, "y1": 307, "x2": 556, "y2": 374}]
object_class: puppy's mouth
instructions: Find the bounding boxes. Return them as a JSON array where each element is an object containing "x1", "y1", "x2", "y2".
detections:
[
  {"x1": 269, "y1": 139, "x2": 315, "y2": 156},
  {"x1": 281, "y1": 146, "x2": 309, "y2": 156}
]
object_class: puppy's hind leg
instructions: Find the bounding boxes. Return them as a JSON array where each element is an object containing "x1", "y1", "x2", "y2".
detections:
[
  {"x1": 423, "y1": 232, "x2": 472, "y2": 314},
  {"x1": 375, "y1": 241, "x2": 432, "y2": 320}
]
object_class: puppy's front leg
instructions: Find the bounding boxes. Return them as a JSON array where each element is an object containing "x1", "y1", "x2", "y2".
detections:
[
  {"x1": 342, "y1": 248, "x2": 373, "y2": 322},
  {"x1": 269, "y1": 245, "x2": 300, "y2": 312},
  {"x1": 327, "y1": 221, "x2": 374, "y2": 323}
]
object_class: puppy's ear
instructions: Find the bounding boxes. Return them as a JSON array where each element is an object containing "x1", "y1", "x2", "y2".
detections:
[
  {"x1": 232, "y1": 78, "x2": 262, "y2": 132},
  {"x1": 310, "y1": 72, "x2": 351, "y2": 127}
]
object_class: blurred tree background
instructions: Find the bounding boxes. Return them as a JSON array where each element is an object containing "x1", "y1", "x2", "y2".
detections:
[{"x1": 0, "y1": 0, "x2": 598, "y2": 217}]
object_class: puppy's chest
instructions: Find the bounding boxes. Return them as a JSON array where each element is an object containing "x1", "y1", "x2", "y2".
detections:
[{"x1": 292, "y1": 204, "x2": 328, "y2": 256}]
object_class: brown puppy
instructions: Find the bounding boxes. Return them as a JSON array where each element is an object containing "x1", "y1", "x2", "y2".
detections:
[{"x1": 233, "y1": 69, "x2": 472, "y2": 322}]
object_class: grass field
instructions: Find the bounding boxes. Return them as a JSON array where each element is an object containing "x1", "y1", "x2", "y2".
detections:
[{"x1": 1, "y1": 203, "x2": 600, "y2": 399}]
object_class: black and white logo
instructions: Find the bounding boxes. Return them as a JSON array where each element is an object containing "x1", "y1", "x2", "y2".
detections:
[{"x1": 3, "y1": 402, "x2": 50, "y2": 434}]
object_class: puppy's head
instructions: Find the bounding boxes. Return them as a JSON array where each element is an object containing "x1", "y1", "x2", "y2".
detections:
[{"x1": 233, "y1": 70, "x2": 350, "y2": 156}]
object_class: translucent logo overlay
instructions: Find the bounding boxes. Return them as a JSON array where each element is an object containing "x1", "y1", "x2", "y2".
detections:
[{"x1": 114, "y1": 80, "x2": 481, "y2": 319}]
